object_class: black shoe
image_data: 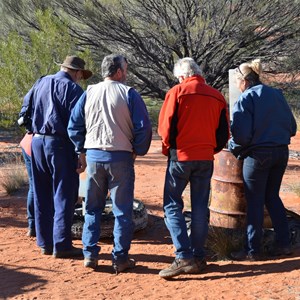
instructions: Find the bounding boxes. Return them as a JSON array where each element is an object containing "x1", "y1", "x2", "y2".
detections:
[
  {"x1": 159, "y1": 258, "x2": 198, "y2": 279},
  {"x1": 112, "y1": 258, "x2": 136, "y2": 274},
  {"x1": 84, "y1": 257, "x2": 98, "y2": 270},
  {"x1": 40, "y1": 247, "x2": 53, "y2": 255},
  {"x1": 230, "y1": 250, "x2": 261, "y2": 261},
  {"x1": 27, "y1": 228, "x2": 36, "y2": 237},
  {"x1": 269, "y1": 246, "x2": 292, "y2": 257},
  {"x1": 53, "y1": 246, "x2": 83, "y2": 259}
]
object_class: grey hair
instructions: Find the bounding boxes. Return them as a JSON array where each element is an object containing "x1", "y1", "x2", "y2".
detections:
[
  {"x1": 101, "y1": 54, "x2": 128, "y2": 78},
  {"x1": 173, "y1": 57, "x2": 203, "y2": 79}
]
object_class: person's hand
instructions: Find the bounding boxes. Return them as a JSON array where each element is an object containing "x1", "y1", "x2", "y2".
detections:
[{"x1": 76, "y1": 153, "x2": 87, "y2": 174}]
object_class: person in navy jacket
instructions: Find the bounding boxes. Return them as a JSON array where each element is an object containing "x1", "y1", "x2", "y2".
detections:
[
  {"x1": 20, "y1": 56, "x2": 92, "y2": 258},
  {"x1": 229, "y1": 59, "x2": 297, "y2": 261}
]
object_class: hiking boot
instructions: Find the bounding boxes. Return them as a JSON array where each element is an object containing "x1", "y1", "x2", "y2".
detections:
[
  {"x1": 193, "y1": 258, "x2": 207, "y2": 273},
  {"x1": 27, "y1": 228, "x2": 36, "y2": 238},
  {"x1": 230, "y1": 250, "x2": 261, "y2": 261},
  {"x1": 53, "y1": 246, "x2": 83, "y2": 259},
  {"x1": 112, "y1": 258, "x2": 136, "y2": 274},
  {"x1": 84, "y1": 258, "x2": 98, "y2": 270},
  {"x1": 159, "y1": 258, "x2": 198, "y2": 279},
  {"x1": 269, "y1": 246, "x2": 292, "y2": 257}
]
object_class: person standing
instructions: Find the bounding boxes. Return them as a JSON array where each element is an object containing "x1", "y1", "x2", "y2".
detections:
[
  {"x1": 20, "y1": 55, "x2": 92, "y2": 258},
  {"x1": 158, "y1": 57, "x2": 229, "y2": 279},
  {"x1": 20, "y1": 133, "x2": 35, "y2": 237},
  {"x1": 67, "y1": 54, "x2": 152, "y2": 273},
  {"x1": 229, "y1": 59, "x2": 297, "y2": 260}
]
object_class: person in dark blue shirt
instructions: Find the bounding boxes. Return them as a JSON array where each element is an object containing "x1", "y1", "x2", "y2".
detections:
[
  {"x1": 19, "y1": 133, "x2": 35, "y2": 237},
  {"x1": 229, "y1": 59, "x2": 297, "y2": 261},
  {"x1": 20, "y1": 56, "x2": 92, "y2": 258}
]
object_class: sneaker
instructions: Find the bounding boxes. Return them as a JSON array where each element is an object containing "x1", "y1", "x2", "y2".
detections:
[
  {"x1": 159, "y1": 258, "x2": 198, "y2": 279},
  {"x1": 27, "y1": 228, "x2": 36, "y2": 237},
  {"x1": 230, "y1": 250, "x2": 261, "y2": 261},
  {"x1": 112, "y1": 258, "x2": 136, "y2": 274},
  {"x1": 193, "y1": 258, "x2": 207, "y2": 273},
  {"x1": 53, "y1": 246, "x2": 83, "y2": 259},
  {"x1": 269, "y1": 246, "x2": 292, "y2": 257},
  {"x1": 84, "y1": 258, "x2": 98, "y2": 270}
]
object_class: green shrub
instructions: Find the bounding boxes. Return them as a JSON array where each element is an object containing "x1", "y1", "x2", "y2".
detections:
[
  {"x1": 292, "y1": 109, "x2": 300, "y2": 131},
  {"x1": 144, "y1": 97, "x2": 162, "y2": 131}
]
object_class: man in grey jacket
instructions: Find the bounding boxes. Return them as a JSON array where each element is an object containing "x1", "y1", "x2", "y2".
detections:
[{"x1": 68, "y1": 54, "x2": 152, "y2": 273}]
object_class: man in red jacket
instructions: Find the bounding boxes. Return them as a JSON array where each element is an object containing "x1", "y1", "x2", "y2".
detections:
[{"x1": 158, "y1": 57, "x2": 229, "y2": 279}]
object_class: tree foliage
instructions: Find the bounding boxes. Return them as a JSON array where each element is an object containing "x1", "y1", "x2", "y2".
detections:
[
  {"x1": 0, "y1": 8, "x2": 94, "y2": 125},
  {"x1": 1, "y1": 0, "x2": 300, "y2": 99}
]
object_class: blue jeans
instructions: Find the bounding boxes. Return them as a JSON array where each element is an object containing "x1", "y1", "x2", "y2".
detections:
[
  {"x1": 31, "y1": 135, "x2": 79, "y2": 252},
  {"x1": 82, "y1": 158, "x2": 135, "y2": 263},
  {"x1": 243, "y1": 146, "x2": 290, "y2": 254},
  {"x1": 22, "y1": 148, "x2": 35, "y2": 230},
  {"x1": 163, "y1": 160, "x2": 213, "y2": 260}
]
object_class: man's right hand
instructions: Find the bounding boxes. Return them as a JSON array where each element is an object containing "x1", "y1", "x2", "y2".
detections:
[{"x1": 76, "y1": 153, "x2": 87, "y2": 174}]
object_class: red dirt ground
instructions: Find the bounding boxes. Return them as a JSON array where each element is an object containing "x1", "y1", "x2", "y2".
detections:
[{"x1": 0, "y1": 133, "x2": 300, "y2": 300}]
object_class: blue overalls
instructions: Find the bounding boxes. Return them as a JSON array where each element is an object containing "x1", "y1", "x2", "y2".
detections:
[{"x1": 22, "y1": 71, "x2": 83, "y2": 253}]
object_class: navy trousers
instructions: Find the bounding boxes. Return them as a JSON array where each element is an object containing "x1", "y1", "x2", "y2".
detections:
[
  {"x1": 243, "y1": 145, "x2": 290, "y2": 254},
  {"x1": 21, "y1": 148, "x2": 35, "y2": 230},
  {"x1": 31, "y1": 135, "x2": 79, "y2": 252}
]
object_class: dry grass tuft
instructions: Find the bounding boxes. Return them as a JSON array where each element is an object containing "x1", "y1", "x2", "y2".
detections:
[
  {"x1": 0, "y1": 164, "x2": 27, "y2": 195},
  {"x1": 287, "y1": 181, "x2": 300, "y2": 197},
  {"x1": 206, "y1": 226, "x2": 244, "y2": 260},
  {"x1": 0, "y1": 148, "x2": 27, "y2": 195}
]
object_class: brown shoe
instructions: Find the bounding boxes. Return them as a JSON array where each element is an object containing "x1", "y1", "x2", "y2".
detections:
[
  {"x1": 193, "y1": 258, "x2": 207, "y2": 273},
  {"x1": 159, "y1": 258, "x2": 198, "y2": 279}
]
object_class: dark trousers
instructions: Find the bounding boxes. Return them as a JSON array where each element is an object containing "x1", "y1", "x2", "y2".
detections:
[
  {"x1": 21, "y1": 148, "x2": 35, "y2": 230},
  {"x1": 31, "y1": 135, "x2": 79, "y2": 252},
  {"x1": 243, "y1": 146, "x2": 290, "y2": 254}
]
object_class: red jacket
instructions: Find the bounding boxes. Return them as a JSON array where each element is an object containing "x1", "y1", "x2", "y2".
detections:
[{"x1": 158, "y1": 75, "x2": 229, "y2": 161}]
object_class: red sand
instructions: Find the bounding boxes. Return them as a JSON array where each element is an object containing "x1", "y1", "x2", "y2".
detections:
[{"x1": 0, "y1": 133, "x2": 300, "y2": 299}]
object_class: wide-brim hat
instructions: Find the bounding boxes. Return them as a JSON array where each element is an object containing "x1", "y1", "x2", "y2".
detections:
[{"x1": 58, "y1": 55, "x2": 93, "y2": 80}]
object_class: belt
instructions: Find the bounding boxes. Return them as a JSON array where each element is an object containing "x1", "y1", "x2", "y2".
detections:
[
  {"x1": 34, "y1": 134, "x2": 68, "y2": 141},
  {"x1": 34, "y1": 133, "x2": 51, "y2": 137},
  {"x1": 34, "y1": 133, "x2": 59, "y2": 139}
]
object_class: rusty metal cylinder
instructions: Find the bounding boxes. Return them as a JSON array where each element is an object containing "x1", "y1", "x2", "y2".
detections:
[{"x1": 209, "y1": 149, "x2": 272, "y2": 229}]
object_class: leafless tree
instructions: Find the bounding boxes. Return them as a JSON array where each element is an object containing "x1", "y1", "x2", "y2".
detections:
[{"x1": 2, "y1": 0, "x2": 300, "y2": 98}]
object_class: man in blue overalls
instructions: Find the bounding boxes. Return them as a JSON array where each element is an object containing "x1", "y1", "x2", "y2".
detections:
[{"x1": 20, "y1": 56, "x2": 92, "y2": 258}]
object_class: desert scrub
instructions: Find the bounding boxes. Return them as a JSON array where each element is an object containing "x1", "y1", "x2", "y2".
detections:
[
  {"x1": 144, "y1": 97, "x2": 162, "y2": 131},
  {"x1": 0, "y1": 146, "x2": 27, "y2": 195},
  {"x1": 292, "y1": 109, "x2": 300, "y2": 130},
  {"x1": 287, "y1": 181, "x2": 300, "y2": 197}
]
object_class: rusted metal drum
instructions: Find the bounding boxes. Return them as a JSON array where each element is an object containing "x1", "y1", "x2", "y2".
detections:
[{"x1": 209, "y1": 149, "x2": 272, "y2": 229}]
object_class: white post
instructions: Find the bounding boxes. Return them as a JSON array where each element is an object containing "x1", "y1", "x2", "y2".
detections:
[{"x1": 228, "y1": 69, "x2": 241, "y2": 121}]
